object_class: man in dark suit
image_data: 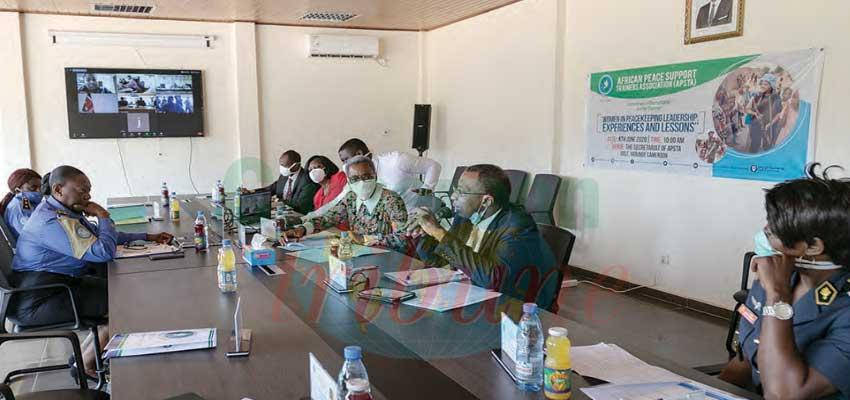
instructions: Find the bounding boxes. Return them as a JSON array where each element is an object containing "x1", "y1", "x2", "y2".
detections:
[
  {"x1": 696, "y1": 0, "x2": 733, "y2": 29},
  {"x1": 412, "y1": 164, "x2": 559, "y2": 310},
  {"x1": 258, "y1": 150, "x2": 318, "y2": 215}
]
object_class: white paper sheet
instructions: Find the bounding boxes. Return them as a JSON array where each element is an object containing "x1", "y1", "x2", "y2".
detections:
[
  {"x1": 402, "y1": 282, "x2": 501, "y2": 312},
  {"x1": 309, "y1": 353, "x2": 339, "y2": 400}
]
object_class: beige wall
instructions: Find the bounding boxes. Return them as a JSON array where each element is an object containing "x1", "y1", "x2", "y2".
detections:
[
  {"x1": 425, "y1": 0, "x2": 850, "y2": 307},
  {"x1": 0, "y1": 13, "x2": 32, "y2": 181},
  {"x1": 256, "y1": 26, "x2": 420, "y2": 183}
]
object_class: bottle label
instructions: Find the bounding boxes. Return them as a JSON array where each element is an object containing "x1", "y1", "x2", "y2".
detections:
[
  {"x1": 515, "y1": 361, "x2": 533, "y2": 379},
  {"x1": 544, "y1": 367, "x2": 571, "y2": 394}
]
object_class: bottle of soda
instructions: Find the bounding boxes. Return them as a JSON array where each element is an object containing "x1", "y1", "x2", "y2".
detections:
[
  {"x1": 161, "y1": 182, "x2": 170, "y2": 207},
  {"x1": 516, "y1": 302, "x2": 544, "y2": 392},
  {"x1": 337, "y1": 231, "x2": 353, "y2": 260},
  {"x1": 194, "y1": 211, "x2": 209, "y2": 252},
  {"x1": 338, "y1": 346, "x2": 371, "y2": 400},
  {"x1": 544, "y1": 327, "x2": 572, "y2": 399},
  {"x1": 217, "y1": 239, "x2": 237, "y2": 293},
  {"x1": 169, "y1": 192, "x2": 180, "y2": 221}
]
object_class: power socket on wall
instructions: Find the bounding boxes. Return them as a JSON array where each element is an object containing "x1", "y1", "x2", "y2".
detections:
[{"x1": 660, "y1": 255, "x2": 671, "y2": 265}]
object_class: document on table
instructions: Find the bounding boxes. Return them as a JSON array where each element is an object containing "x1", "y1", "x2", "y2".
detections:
[
  {"x1": 402, "y1": 281, "x2": 501, "y2": 312},
  {"x1": 287, "y1": 244, "x2": 390, "y2": 264},
  {"x1": 572, "y1": 343, "x2": 745, "y2": 400},
  {"x1": 384, "y1": 267, "x2": 468, "y2": 287},
  {"x1": 582, "y1": 381, "x2": 744, "y2": 400},
  {"x1": 115, "y1": 243, "x2": 181, "y2": 259},
  {"x1": 104, "y1": 328, "x2": 216, "y2": 359}
]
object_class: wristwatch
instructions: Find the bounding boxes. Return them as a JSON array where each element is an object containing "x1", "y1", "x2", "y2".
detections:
[{"x1": 762, "y1": 301, "x2": 794, "y2": 320}]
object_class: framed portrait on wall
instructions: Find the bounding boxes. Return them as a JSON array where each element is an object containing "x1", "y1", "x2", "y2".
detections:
[{"x1": 685, "y1": 0, "x2": 745, "y2": 44}]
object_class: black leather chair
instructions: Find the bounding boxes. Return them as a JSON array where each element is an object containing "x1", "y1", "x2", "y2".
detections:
[
  {"x1": 525, "y1": 174, "x2": 562, "y2": 225},
  {"x1": 537, "y1": 224, "x2": 576, "y2": 314},
  {"x1": 0, "y1": 222, "x2": 107, "y2": 389},
  {"x1": 503, "y1": 169, "x2": 528, "y2": 205},
  {"x1": 693, "y1": 252, "x2": 755, "y2": 376},
  {"x1": 0, "y1": 331, "x2": 109, "y2": 399}
]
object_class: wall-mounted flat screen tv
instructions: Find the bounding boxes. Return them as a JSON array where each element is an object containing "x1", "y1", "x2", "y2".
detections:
[{"x1": 64, "y1": 67, "x2": 204, "y2": 139}]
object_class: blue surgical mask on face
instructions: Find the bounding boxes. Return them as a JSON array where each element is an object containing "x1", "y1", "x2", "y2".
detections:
[
  {"x1": 19, "y1": 191, "x2": 43, "y2": 207},
  {"x1": 753, "y1": 230, "x2": 843, "y2": 270},
  {"x1": 469, "y1": 201, "x2": 489, "y2": 225},
  {"x1": 753, "y1": 230, "x2": 780, "y2": 257}
]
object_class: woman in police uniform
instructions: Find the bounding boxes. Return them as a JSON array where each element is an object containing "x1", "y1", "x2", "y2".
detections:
[
  {"x1": 0, "y1": 168, "x2": 42, "y2": 239},
  {"x1": 719, "y1": 164, "x2": 850, "y2": 399}
]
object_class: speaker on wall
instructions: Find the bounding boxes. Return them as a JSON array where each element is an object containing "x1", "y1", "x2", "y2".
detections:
[{"x1": 412, "y1": 104, "x2": 431, "y2": 155}]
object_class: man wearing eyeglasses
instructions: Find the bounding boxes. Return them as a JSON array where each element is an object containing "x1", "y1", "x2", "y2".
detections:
[
  {"x1": 282, "y1": 155, "x2": 407, "y2": 243},
  {"x1": 410, "y1": 164, "x2": 559, "y2": 310}
]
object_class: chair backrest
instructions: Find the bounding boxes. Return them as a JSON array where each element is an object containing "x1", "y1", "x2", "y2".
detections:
[
  {"x1": 0, "y1": 217, "x2": 15, "y2": 286},
  {"x1": 725, "y1": 251, "x2": 755, "y2": 359},
  {"x1": 503, "y1": 169, "x2": 528, "y2": 205},
  {"x1": 449, "y1": 166, "x2": 466, "y2": 193},
  {"x1": 537, "y1": 223, "x2": 576, "y2": 313},
  {"x1": 526, "y1": 174, "x2": 562, "y2": 225}
]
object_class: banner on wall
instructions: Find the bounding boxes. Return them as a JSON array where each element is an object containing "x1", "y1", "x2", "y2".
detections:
[{"x1": 585, "y1": 48, "x2": 825, "y2": 182}]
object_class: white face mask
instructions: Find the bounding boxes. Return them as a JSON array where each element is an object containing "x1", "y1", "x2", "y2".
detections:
[
  {"x1": 309, "y1": 168, "x2": 326, "y2": 184},
  {"x1": 280, "y1": 163, "x2": 298, "y2": 177},
  {"x1": 350, "y1": 179, "x2": 378, "y2": 201}
]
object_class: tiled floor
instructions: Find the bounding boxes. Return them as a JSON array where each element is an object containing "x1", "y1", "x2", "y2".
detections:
[{"x1": 0, "y1": 284, "x2": 730, "y2": 396}]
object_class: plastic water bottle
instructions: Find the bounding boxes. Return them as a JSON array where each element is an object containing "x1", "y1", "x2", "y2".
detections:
[
  {"x1": 169, "y1": 192, "x2": 180, "y2": 221},
  {"x1": 544, "y1": 327, "x2": 572, "y2": 399},
  {"x1": 161, "y1": 182, "x2": 169, "y2": 207},
  {"x1": 338, "y1": 346, "x2": 372, "y2": 400},
  {"x1": 217, "y1": 239, "x2": 237, "y2": 293},
  {"x1": 516, "y1": 302, "x2": 544, "y2": 391},
  {"x1": 194, "y1": 211, "x2": 209, "y2": 252},
  {"x1": 338, "y1": 231, "x2": 353, "y2": 260},
  {"x1": 217, "y1": 180, "x2": 226, "y2": 203},
  {"x1": 234, "y1": 187, "x2": 242, "y2": 219}
]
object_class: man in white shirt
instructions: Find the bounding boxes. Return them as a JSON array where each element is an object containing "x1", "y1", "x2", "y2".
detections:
[{"x1": 304, "y1": 138, "x2": 442, "y2": 218}]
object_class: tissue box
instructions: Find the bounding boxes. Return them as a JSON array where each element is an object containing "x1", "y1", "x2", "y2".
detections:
[{"x1": 242, "y1": 248, "x2": 276, "y2": 266}]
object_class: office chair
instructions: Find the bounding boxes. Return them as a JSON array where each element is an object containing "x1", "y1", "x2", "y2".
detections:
[
  {"x1": 693, "y1": 252, "x2": 755, "y2": 376},
  {"x1": 537, "y1": 224, "x2": 576, "y2": 314},
  {"x1": 503, "y1": 169, "x2": 528, "y2": 205},
  {"x1": 0, "y1": 331, "x2": 109, "y2": 399},
  {"x1": 525, "y1": 174, "x2": 562, "y2": 225},
  {"x1": 0, "y1": 227, "x2": 108, "y2": 389},
  {"x1": 433, "y1": 166, "x2": 466, "y2": 206}
]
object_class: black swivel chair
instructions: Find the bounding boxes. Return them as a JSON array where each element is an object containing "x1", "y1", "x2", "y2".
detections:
[
  {"x1": 0, "y1": 331, "x2": 109, "y2": 399},
  {"x1": 0, "y1": 220, "x2": 108, "y2": 389},
  {"x1": 434, "y1": 166, "x2": 467, "y2": 209},
  {"x1": 694, "y1": 252, "x2": 755, "y2": 376},
  {"x1": 525, "y1": 174, "x2": 562, "y2": 225},
  {"x1": 537, "y1": 224, "x2": 576, "y2": 314},
  {"x1": 503, "y1": 170, "x2": 528, "y2": 205}
]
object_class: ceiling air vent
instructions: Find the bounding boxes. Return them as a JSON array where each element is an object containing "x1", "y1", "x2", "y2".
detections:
[
  {"x1": 93, "y1": 3, "x2": 155, "y2": 14},
  {"x1": 300, "y1": 12, "x2": 358, "y2": 23}
]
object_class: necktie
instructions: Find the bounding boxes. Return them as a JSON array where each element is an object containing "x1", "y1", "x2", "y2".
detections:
[{"x1": 283, "y1": 177, "x2": 294, "y2": 201}]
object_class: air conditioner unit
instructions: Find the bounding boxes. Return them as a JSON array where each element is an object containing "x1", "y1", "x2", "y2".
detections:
[{"x1": 306, "y1": 34, "x2": 379, "y2": 58}]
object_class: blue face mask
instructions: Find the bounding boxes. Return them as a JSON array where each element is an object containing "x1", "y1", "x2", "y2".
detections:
[
  {"x1": 18, "y1": 191, "x2": 44, "y2": 208},
  {"x1": 469, "y1": 201, "x2": 489, "y2": 225},
  {"x1": 753, "y1": 230, "x2": 780, "y2": 257},
  {"x1": 753, "y1": 230, "x2": 843, "y2": 270}
]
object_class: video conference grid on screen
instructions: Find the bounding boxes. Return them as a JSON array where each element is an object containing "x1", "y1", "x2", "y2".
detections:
[{"x1": 65, "y1": 68, "x2": 204, "y2": 139}]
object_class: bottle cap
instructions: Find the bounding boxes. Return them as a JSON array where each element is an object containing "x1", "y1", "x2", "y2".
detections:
[
  {"x1": 344, "y1": 345, "x2": 362, "y2": 360},
  {"x1": 171, "y1": 192, "x2": 176, "y2": 196},
  {"x1": 549, "y1": 327, "x2": 568, "y2": 337},
  {"x1": 222, "y1": 239, "x2": 232, "y2": 246},
  {"x1": 346, "y1": 378, "x2": 370, "y2": 392},
  {"x1": 522, "y1": 303, "x2": 537, "y2": 314}
]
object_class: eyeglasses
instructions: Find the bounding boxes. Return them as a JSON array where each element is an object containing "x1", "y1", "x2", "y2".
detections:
[
  {"x1": 453, "y1": 189, "x2": 487, "y2": 197},
  {"x1": 348, "y1": 174, "x2": 376, "y2": 184}
]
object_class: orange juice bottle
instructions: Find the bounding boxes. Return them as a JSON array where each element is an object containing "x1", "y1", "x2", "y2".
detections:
[{"x1": 544, "y1": 327, "x2": 571, "y2": 399}]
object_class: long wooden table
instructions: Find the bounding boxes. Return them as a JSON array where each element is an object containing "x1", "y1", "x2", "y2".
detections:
[{"x1": 107, "y1": 197, "x2": 758, "y2": 400}]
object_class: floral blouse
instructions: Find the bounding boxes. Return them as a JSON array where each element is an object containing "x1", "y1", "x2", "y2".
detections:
[{"x1": 307, "y1": 188, "x2": 408, "y2": 238}]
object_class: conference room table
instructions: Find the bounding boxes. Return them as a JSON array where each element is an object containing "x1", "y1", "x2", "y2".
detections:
[{"x1": 106, "y1": 196, "x2": 759, "y2": 400}]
